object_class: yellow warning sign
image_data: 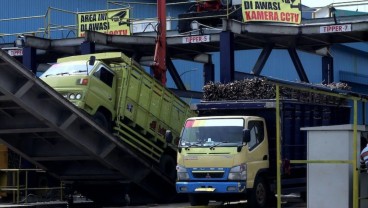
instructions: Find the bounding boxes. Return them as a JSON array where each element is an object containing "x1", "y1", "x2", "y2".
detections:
[
  {"x1": 77, "y1": 8, "x2": 130, "y2": 37},
  {"x1": 242, "y1": 0, "x2": 301, "y2": 24}
]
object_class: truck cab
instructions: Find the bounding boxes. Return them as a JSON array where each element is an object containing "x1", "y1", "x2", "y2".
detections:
[
  {"x1": 176, "y1": 115, "x2": 269, "y2": 206},
  {"x1": 40, "y1": 58, "x2": 117, "y2": 129}
]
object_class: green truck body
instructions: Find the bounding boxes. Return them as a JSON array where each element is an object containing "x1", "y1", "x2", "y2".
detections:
[{"x1": 40, "y1": 52, "x2": 195, "y2": 179}]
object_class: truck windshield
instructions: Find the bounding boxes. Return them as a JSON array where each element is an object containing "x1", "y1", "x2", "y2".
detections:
[
  {"x1": 40, "y1": 61, "x2": 95, "y2": 78},
  {"x1": 180, "y1": 118, "x2": 244, "y2": 147}
]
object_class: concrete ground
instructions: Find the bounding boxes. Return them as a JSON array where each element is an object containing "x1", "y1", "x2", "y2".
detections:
[{"x1": 122, "y1": 194, "x2": 306, "y2": 208}]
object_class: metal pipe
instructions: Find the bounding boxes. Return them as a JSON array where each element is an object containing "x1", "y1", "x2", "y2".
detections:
[
  {"x1": 48, "y1": 7, "x2": 77, "y2": 14},
  {"x1": 276, "y1": 84, "x2": 281, "y2": 208},
  {"x1": 353, "y1": 99, "x2": 358, "y2": 208},
  {"x1": 0, "y1": 15, "x2": 44, "y2": 22}
]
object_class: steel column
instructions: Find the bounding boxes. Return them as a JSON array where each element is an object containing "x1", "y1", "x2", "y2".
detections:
[
  {"x1": 22, "y1": 47, "x2": 37, "y2": 74},
  {"x1": 220, "y1": 31, "x2": 234, "y2": 83},
  {"x1": 80, "y1": 41, "x2": 95, "y2": 54},
  {"x1": 204, "y1": 62, "x2": 215, "y2": 85},
  {"x1": 204, "y1": 54, "x2": 214, "y2": 84},
  {"x1": 322, "y1": 56, "x2": 334, "y2": 84},
  {"x1": 288, "y1": 48, "x2": 309, "y2": 83}
]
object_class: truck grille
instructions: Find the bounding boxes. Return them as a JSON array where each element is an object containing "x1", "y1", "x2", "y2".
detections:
[{"x1": 192, "y1": 172, "x2": 224, "y2": 178}]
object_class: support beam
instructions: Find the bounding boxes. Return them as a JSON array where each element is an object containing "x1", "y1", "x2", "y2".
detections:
[
  {"x1": 167, "y1": 57, "x2": 186, "y2": 90},
  {"x1": 288, "y1": 48, "x2": 309, "y2": 83},
  {"x1": 220, "y1": 31, "x2": 234, "y2": 83},
  {"x1": 322, "y1": 56, "x2": 334, "y2": 84},
  {"x1": 84, "y1": 31, "x2": 155, "y2": 45},
  {"x1": 15, "y1": 80, "x2": 34, "y2": 98},
  {"x1": 252, "y1": 44, "x2": 274, "y2": 75}
]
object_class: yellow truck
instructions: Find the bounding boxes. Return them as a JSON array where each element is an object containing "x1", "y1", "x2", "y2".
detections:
[
  {"x1": 172, "y1": 100, "x2": 350, "y2": 207},
  {"x1": 40, "y1": 52, "x2": 195, "y2": 180}
]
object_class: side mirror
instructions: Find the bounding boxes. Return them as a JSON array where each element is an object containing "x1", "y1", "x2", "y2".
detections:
[
  {"x1": 243, "y1": 129, "x2": 250, "y2": 143},
  {"x1": 89, "y1": 56, "x2": 96, "y2": 66},
  {"x1": 165, "y1": 130, "x2": 173, "y2": 143}
]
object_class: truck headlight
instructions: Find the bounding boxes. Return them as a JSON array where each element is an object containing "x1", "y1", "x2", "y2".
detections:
[
  {"x1": 65, "y1": 93, "x2": 83, "y2": 100},
  {"x1": 69, "y1": 93, "x2": 76, "y2": 100},
  {"x1": 228, "y1": 164, "x2": 246, "y2": 180},
  {"x1": 75, "y1": 93, "x2": 82, "y2": 100},
  {"x1": 176, "y1": 165, "x2": 189, "y2": 180}
]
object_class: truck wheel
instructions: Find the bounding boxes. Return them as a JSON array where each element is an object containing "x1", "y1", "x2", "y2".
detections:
[
  {"x1": 249, "y1": 177, "x2": 268, "y2": 208},
  {"x1": 93, "y1": 111, "x2": 110, "y2": 131},
  {"x1": 159, "y1": 155, "x2": 176, "y2": 181},
  {"x1": 189, "y1": 194, "x2": 209, "y2": 206}
]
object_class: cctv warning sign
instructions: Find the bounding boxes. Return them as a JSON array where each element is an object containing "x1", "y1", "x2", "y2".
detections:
[
  {"x1": 242, "y1": 0, "x2": 301, "y2": 24},
  {"x1": 77, "y1": 8, "x2": 130, "y2": 37}
]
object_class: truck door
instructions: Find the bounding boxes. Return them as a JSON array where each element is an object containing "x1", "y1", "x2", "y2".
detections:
[
  {"x1": 246, "y1": 120, "x2": 269, "y2": 184},
  {"x1": 89, "y1": 64, "x2": 116, "y2": 112}
]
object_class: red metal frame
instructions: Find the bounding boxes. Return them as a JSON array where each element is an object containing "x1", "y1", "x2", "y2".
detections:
[
  {"x1": 152, "y1": 0, "x2": 167, "y2": 85},
  {"x1": 196, "y1": 0, "x2": 222, "y2": 12}
]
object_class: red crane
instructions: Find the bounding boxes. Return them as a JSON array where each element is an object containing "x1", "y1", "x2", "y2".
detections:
[{"x1": 152, "y1": 0, "x2": 167, "y2": 85}]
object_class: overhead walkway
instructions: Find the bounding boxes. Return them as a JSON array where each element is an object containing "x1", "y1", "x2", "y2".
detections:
[
  {"x1": 9, "y1": 14, "x2": 368, "y2": 93},
  {"x1": 14, "y1": 14, "x2": 368, "y2": 62},
  {"x1": 0, "y1": 49, "x2": 175, "y2": 202}
]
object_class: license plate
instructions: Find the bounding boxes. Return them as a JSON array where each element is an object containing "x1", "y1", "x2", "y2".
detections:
[{"x1": 195, "y1": 187, "x2": 216, "y2": 192}]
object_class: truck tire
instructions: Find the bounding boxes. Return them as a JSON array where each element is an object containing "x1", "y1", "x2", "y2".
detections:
[
  {"x1": 189, "y1": 194, "x2": 209, "y2": 206},
  {"x1": 93, "y1": 111, "x2": 110, "y2": 131},
  {"x1": 159, "y1": 155, "x2": 176, "y2": 181},
  {"x1": 249, "y1": 176, "x2": 268, "y2": 208}
]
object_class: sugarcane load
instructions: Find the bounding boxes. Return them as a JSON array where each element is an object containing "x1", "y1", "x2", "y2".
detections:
[{"x1": 203, "y1": 77, "x2": 351, "y2": 105}]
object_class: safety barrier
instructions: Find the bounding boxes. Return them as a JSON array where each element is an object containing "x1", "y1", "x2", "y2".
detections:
[
  {"x1": 0, "y1": 169, "x2": 64, "y2": 204},
  {"x1": 272, "y1": 80, "x2": 368, "y2": 208}
]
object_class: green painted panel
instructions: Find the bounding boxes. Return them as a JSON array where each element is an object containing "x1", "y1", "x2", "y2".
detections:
[
  {"x1": 136, "y1": 106, "x2": 147, "y2": 129},
  {"x1": 127, "y1": 68, "x2": 141, "y2": 102},
  {"x1": 138, "y1": 76, "x2": 151, "y2": 110},
  {"x1": 150, "y1": 86, "x2": 162, "y2": 118}
]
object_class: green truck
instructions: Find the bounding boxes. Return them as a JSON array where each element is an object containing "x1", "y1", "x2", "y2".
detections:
[{"x1": 40, "y1": 52, "x2": 195, "y2": 180}]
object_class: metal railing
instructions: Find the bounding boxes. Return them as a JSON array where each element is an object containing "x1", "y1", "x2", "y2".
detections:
[
  {"x1": 0, "y1": 168, "x2": 64, "y2": 204},
  {"x1": 272, "y1": 81, "x2": 368, "y2": 208},
  {"x1": 0, "y1": 7, "x2": 77, "y2": 42},
  {"x1": 0, "y1": 1, "x2": 240, "y2": 41}
]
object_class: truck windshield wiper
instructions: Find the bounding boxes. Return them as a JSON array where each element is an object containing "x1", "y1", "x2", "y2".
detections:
[
  {"x1": 72, "y1": 70, "x2": 87, "y2": 73},
  {"x1": 209, "y1": 141, "x2": 229, "y2": 150},
  {"x1": 183, "y1": 141, "x2": 202, "y2": 150},
  {"x1": 55, "y1": 72, "x2": 70, "y2": 76}
]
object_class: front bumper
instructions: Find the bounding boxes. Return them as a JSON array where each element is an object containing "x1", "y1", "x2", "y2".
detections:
[{"x1": 176, "y1": 181, "x2": 246, "y2": 194}]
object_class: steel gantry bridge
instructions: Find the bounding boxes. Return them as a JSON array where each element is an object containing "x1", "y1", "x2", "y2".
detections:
[
  {"x1": 8, "y1": 14, "x2": 368, "y2": 92},
  {"x1": 0, "y1": 50, "x2": 177, "y2": 204},
  {"x1": 0, "y1": 13, "x2": 367, "y2": 205}
]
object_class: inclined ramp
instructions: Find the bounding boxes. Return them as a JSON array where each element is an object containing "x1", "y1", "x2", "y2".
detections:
[{"x1": 0, "y1": 49, "x2": 175, "y2": 203}]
